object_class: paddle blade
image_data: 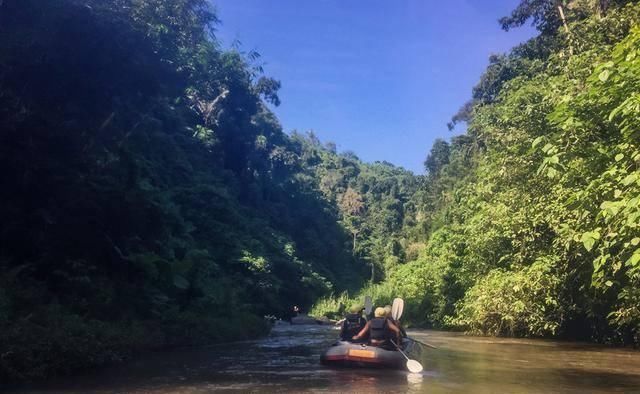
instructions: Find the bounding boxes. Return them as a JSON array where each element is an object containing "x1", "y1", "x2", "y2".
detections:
[
  {"x1": 364, "y1": 296, "x2": 373, "y2": 315},
  {"x1": 406, "y1": 359, "x2": 423, "y2": 373},
  {"x1": 392, "y1": 297, "x2": 404, "y2": 321}
]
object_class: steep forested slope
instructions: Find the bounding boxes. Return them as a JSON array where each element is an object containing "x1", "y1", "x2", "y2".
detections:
[
  {"x1": 317, "y1": 0, "x2": 640, "y2": 346},
  {"x1": 291, "y1": 133, "x2": 423, "y2": 280},
  {"x1": 0, "y1": 0, "x2": 369, "y2": 381}
]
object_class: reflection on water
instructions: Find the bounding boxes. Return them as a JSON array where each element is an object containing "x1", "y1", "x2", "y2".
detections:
[{"x1": 7, "y1": 324, "x2": 640, "y2": 393}]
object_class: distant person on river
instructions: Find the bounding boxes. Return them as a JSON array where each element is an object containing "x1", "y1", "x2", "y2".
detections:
[
  {"x1": 352, "y1": 307, "x2": 401, "y2": 349},
  {"x1": 340, "y1": 304, "x2": 367, "y2": 342}
]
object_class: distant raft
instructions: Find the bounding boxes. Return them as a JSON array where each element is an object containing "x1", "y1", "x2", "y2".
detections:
[{"x1": 320, "y1": 341, "x2": 413, "y2": 369}]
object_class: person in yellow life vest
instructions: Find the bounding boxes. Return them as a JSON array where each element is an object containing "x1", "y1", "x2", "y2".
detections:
[{"x1": 352, "y1": 307, "x2": 401, "y2": 348}]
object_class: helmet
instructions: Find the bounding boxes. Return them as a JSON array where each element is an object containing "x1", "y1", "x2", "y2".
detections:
[{"x1": 349, "y1": 304, "x2": 363, "y2": 314}]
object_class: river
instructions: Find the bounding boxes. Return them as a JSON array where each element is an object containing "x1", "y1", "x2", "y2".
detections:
[{"x1": 9, "y1": 323, "x2": 640, "y2": 393}]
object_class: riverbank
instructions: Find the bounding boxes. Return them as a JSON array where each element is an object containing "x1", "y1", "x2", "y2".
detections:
[{"x1": 0, "y1": 311, "x2": 269, "y2": 383}]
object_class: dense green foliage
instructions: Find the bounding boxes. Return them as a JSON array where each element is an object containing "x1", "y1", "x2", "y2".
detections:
[
  {"x1": 314, "y1": 1, "x2": 640, "y2": 345},
  {"x1": 290, "y1": 134, "x2": 422, "y2": 280},
  {"x1": 0, "y1": 0, "x2": 379, "y2": 381}
]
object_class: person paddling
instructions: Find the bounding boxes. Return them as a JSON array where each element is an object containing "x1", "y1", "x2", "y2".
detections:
[
  {"x1": 384, "y1": 304, "x2": 407, "y2": 338},
  {"x1": 340, "y1": 304, "x2": 367, "y2": 342},
  {"x1": 352, "y1": 307, "x2": 401, "y2": 349}
]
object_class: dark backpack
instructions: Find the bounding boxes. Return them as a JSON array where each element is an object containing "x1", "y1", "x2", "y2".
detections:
[{"x1": 341, "y1": 313, "x2": 365, "y2": 340}]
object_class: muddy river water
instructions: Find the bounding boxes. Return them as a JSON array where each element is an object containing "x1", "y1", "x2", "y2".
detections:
[{"x1": 10, "y1": 323, "x2": 640, "y2": 393}]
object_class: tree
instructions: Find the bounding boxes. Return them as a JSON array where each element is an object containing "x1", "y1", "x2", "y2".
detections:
[
  {"x1": 499, "y1": 0, "x2": 569, "y2": 33},
  {"x1": 424, "y1": 139, "x2": 450, "y2": 177},
  {"x1": 499, "y1": 0, "x2": 627, "y2": 33},
  {"x1": 339, "y1": 187, "x2": 365, "y2": 252}
]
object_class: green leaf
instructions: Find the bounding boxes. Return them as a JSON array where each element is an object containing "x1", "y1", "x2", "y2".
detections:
[
  {"x1": 622, "y1": 174, "x2": 638, "y2": 186},
  {"x1": 626, "y1": 251, "x2": 640, "y2": 267},
  {"x1": 594, "y1": 255, "x2": 607, "y2": 272},
  {"x1": 532, "y1": 136, "x2": 544, "y2": 148},
  {"x1": 615, "y1": 153, "x2": 624, "y2": 162},
  {"x1": 581, "y1": 232, "x2": 597, "y2": 252},
  {"x1": 599, "y1": 69, "x2": 610, "y2": 82},
  {"x1": 626, "y1": 51, "x2": 636, "y2": 61},
  {"x1": 631, "y1": 238, "x2": 640, "y2": 246},
  {"x1": 605, "y1": 280, "x2": 613, "y2": 287}
]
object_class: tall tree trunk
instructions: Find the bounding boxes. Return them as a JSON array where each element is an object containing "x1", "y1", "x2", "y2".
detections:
[
  {"x1": 557, "y1": 4, "x2": 574, "y2": 55},
  {"x1": 370, "y1": 262, "x2": 375, "y2": 283},
  {"x1": 557, "y1": 4, "x2": 570, "y2": 33}
]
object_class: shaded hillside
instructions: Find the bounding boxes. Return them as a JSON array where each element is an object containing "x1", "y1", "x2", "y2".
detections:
[{"x1": 0, "y1": 0, "x2": 367, "y2": 381}]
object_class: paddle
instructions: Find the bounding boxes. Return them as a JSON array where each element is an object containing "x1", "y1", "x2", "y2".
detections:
[
  {"x1": 391, "y1": 339, "x2": 423, "y2": 373},
  {"x1": 407, "y1": 336, "x2": 438, "y2": 350},
  {"x1": 392, "y1": 297, "x2": 438, "y2": 350},
  {"x1": 391, "y1": 297, "x2": 404, "y2": 321},
  {"x1": 364, "y1": 295, "x2": 373, "y2": 316},
  {"x1": 389, "y1": 298, "x2": 423, "y2": 373}
]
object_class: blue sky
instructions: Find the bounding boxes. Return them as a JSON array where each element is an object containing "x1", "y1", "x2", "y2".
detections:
[{"x1": 212, "y1": 1, "x2": 536, "y2": 174}]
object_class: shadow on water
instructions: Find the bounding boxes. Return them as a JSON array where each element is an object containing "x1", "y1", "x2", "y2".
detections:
[{"x1": 6, "y1": 325, "x2": 640, "y2": 393}]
